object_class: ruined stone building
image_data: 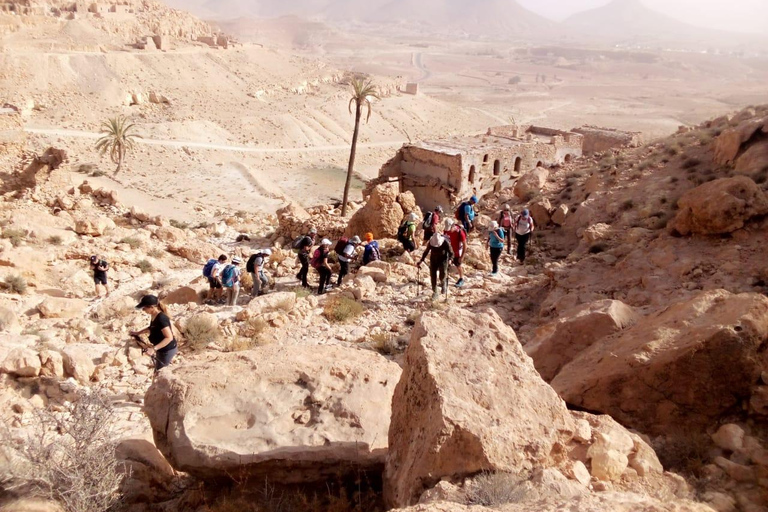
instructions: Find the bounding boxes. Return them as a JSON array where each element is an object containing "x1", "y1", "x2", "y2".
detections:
[
  {"x1": 377, "y1": 125, "x2": 582, "y2": 210},
  {"x1": 572, "y1": 125, "x2": 641, "y2": 154}
]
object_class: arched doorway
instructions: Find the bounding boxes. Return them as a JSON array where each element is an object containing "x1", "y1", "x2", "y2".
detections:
[
  {"x1": 468, "y1": 165, "x2": 476, "y2": 183},
  {"x1": 493, "y1": 160, "x2": 501, "y2": 176},
  {"x1": 514, "y1": 157, "x2": 522, "y2": 173},
  {"x1": 564, "y1": 154, "x2": 573, "y2": 163},
  {"x1": 536, "y1": 161, "x2": 544, "y2": 168},
  {"x1": 483, "y1": 154, "x2": 489, "y2": 163}
]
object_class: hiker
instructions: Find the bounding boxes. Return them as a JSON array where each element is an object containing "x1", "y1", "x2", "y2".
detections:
[
  {"x1": 498, "y1": 204, "x2": 514, "y2": 254},
  {"x1": 293, "y1": 228, "x2": 317, "y2": 288},
  {"x1": 444, "y1": 218, "x2": 467, "y2": 287},
  {"x1": 513, "y1": 209, "x2": 535, "y2": 264},
  {"x1": 422, "y1": 206, "x2": 442, "y2": 243},
  {"x1": 397, "y1": 213, "x2": 418, "y2": 253},
  {"x1": 337, "y1": 236, "x2": 362, "y2": 286},
  {"x1": 456, "y1": 196, "x2": 478, "y2": 233},
  {"x1": 89, "y1": 255, "x2": 109, "y2": 298},
  {"x1": 418, "y1": 231, "x2": 454, "y2": 301},
  {"x1": 220, "y1": 257, "x2": 242, "y2": 306},
  {"x1": 488, "y1": 221, "x2": 505, "y2": 275},
  {"x1": 203, "y1": 254, "x2": 227, "y2": 303},
  {"x1": 312, "y1": 239, "x2": 333, "y2": 295},
  {"x1": 247, "y1": 249, "x2": 272, "y2": 297},
  {"x1": 362, "y1": 232, "x2": 381, "y2": 266},
  {"x1": 130, "y1": 295, "x2": 177, "y2": 372}
]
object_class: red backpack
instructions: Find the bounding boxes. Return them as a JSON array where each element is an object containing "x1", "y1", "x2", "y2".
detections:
[
  {"x1": 310, "y1": 248, "x2": 323, "y2": 269},
  {"x1": 334, "y1": 237, "x2": 349, "y2": 255}
]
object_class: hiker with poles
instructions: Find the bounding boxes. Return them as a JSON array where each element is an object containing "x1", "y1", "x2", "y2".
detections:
[
  {"x1": 417, "y1": 231, "x2": 454, "y2": 301},
  {"x1": 513, "y1": 209, "x2": 535, "y2": 264}
]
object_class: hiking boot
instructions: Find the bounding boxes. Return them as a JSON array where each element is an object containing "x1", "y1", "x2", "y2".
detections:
[
  {"x1": 431, "y1": 291, "x2": 439, "y2": 301},
  {"x1": 455, "y1": 278, "x2": 464, "y2": 288}
]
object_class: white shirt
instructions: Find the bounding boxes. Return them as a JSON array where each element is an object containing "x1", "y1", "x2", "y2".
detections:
[
  {"x1": 212, "y1": 262, "x2": 225, "y2": 278},
  {"x1": 338, "y1": 244, "x2": 356, "y2": 263}
]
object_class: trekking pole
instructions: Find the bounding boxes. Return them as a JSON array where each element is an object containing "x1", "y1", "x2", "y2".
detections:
[{"x1": 417, "y1": 265, "x2": 421, "y2": 297}]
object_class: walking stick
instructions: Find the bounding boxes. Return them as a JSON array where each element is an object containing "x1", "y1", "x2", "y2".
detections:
[{"x1": 416, "y1": 264, "x2": 421, "y2": 298}]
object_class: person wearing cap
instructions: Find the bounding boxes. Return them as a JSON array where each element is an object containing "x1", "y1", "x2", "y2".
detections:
[
  {"x1": 316, "y1": 239, "x2": 333, "y2": 295},
  {"x1": 220, "y1": 256, "x2": 243, "y2": 306},
  {"x1": 295, "y1": 228, "x2": 317, "y2": 288},
  {"x1": 488, "y1": 220, "x2": 506, "y2": 275},
  {"x1": 457, "y1": 196, "x2": 478, "y2": 233},
  {"x1": 248, "y1": 249, "x2": 272, "y2": 297},
  {"x1": 89, "y1": 255, "x2": 110, "y2": 298},
  {"x1": 423, "y1": 205, "x2": 443, "y2": 244},
  {"x1": 513, "y1": 209, "x2": 535, "y2": 264},
  {"x1": 130, "y1": 295, "x2": 177, "y2": 372},
  {"x1": 498, "y1": 204, "x2": 514, "y2": 255},
  {"x1": 337, "y1": 235, "x2": 361, "y2": 286},
  {"x1": 398, "y1": 212, "x2": 418, "y2": 253},
  {"x1": 418, "y1": 231, "x2": 454, "y2": 301},
  {"x1": 362, "y1": 232, "x2": 381, "y2": 266},
  {"x1": 444, "y1": 218, "x2": 467, "y2": 287}
]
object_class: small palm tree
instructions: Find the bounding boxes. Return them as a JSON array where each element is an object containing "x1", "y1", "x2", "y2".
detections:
[
  {"x1": 341, "y1": 77, "x2": 380, "y2": 217},
  {"x1": 95, "y1": 116, "x2": 141, "y2": 174}
]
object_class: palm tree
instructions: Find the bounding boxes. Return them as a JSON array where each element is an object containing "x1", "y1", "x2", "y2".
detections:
[
  {"x1": 95, "y1": 116, "x2": 141, "y2": 174},
  {"x1": 341, "y1": 77, "x2": 380, "y2": 217}
]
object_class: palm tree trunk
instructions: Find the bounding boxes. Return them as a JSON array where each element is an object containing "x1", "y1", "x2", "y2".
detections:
[{"x1": 341, "y1": 103, "x2": 362, "y2": 217}]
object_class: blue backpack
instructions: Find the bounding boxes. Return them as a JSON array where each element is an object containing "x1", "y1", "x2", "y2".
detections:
[
  {"x1": 221, "y1": 265, "x2": 237, "y2": 287},
  {"x1": 202, "y1": 259, "x2": 217, "y2": 278}
]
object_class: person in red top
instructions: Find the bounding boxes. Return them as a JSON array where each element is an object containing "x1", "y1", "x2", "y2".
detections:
[
  {"x1": 423, "y1": 205, "x2": 443, "y2": 244},
  {"x1": 444, "y1": 218, "x2": 467, "y2": 287},
  {"x1": 498, "y1": 204, "x2": 514, "y2": 254}
]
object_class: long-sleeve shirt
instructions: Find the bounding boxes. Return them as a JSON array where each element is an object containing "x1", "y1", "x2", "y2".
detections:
[{"x1": 420, "y1": 238, "x2": 454, "y2": 266}]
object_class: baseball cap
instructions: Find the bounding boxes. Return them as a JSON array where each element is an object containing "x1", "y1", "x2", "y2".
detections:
[{"x1": 135, "y1": 294, "x2": 159, "y2": 309}]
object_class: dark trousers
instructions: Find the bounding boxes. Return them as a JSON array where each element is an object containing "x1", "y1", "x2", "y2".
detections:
[
  {"x1": 403, "y1": 239, "x2": 416, "y2": 253},
  {"x1": 297, "y1": 252, "x2": 310, "y2": 287},
  {"x1": 490, "y1": 247, "x2": 502, "y2": 273},
  {"x1": 155, "y1": 346, "x2": 177, "y2": 372},
  {"x1": 337, "y1": 260, "x2": 349, "y2": 286},
  {"x1": 317, "y1": 267, "x2": 332, "y2": 294},
  {"x1": 502, "y1": 227, "x2": 512, "y2": 253},
  {"x1": 423, "y1": 228, "x2": 434, "y2": 242},
  {"x1": 429, "y1": 261, "x2": 449, "y2": 294},
  {"x1": 515, "y1": 233, "x2": 531, "y2": 262}
]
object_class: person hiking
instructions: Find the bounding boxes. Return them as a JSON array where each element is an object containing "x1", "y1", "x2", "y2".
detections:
[
  {"x1": 444, "y1": 218, "x2": 467, "y2": 287},
  {"x1": 498, "y1": 204, "x2": 514, "y2": 254},
  {"x1": 418, "y1": 231, "x2": 454, "y2": 301},
  {"x1": 337, "y1": 236, "x2": 361, "y2": 286},
  {"x1": 488, "y1": 221, "x2": 505, "y2": 275},
  {"x1": 89, "y1": 255, "x2": 110, "y2": 298},
  {"x1": 314, "y1": 239, "x2": 333, "y2": 295},
  {"x1": 203, "y1": 254, "x2": 228, "y2": 304},
  {"x1": 456, "y1": 196, "x2": 478, "y2": 233},
  {"x1": 362, "y1": 232, "x2": 381, "y2": 266},
  {"x1": 247, "y1": 249, "x2": 272, "y2": 297},
  {"x1": 513, "y1": 209, "x2": 535, "y2": 264},
  {"x1": 397, "y1": 213, "x2": 418, "y2": 253},
  {"x1": 220, "y1": 256, "x2": 242, "y2": 306},
  {"x1": 130, "y1": 295, "x2": 177, "y2": 372},
  {"x1": 294, "y1": 228, "x2": 317, "y2": 288},
  {"x1": 422, "y1": 206, "x2": 442, "y2": 243}
]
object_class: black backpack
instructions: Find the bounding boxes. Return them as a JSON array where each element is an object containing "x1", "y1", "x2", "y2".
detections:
[
  {"x1": 246, "y1": 254, "x2": 260, "y2": 273},
  {"x1": 422, "y1": 211, "x2": 433, "y2": 229},
  {"x1": 397, "y1": 222, "x2": 409, "y2": 243}
]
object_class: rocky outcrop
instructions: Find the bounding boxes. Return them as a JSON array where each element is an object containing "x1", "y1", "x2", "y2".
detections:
[
  {"x1": 37, "y1": 297, "x2": 88, "y2": 319},
  {"x1": 734, "y1": 140, "x2": 768, "y2": 178},
  {"x1": 552, "y1": 290, "x2": 768, "y2": 434},
  {"x1": 345, "y1": 183, "x2": 421, "y2": 239},
  {"x1": 514, "y1": 167, "x2": 548, "y2": 200},
  {"x1": 74, "y1": 216, "x2": 116, "y2": 237},
  {"x1": 144, "y1": 345, "x2": 401, "y2": 482},
  {"x1": 384, "y1": 308, "x2": 575, "y2": 508},
  {"x1": 669, "y1": 176, "x2": 768, "y2": 236},
  {"x1": 713, "y1": 115, "x2": 768, "y2": 165},
  {"x1": 525, "y1": 300, "x2": 638, "y2": 381}
]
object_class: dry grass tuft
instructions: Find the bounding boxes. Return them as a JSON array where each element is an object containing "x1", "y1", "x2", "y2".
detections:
[
  {"x1": 184, "y1": 313, "x2": 221, "y2": 350},
  {"x1": 467, "y1": 471, "x2": 530, "y2": 507},
  {"x1": 323, "y1": 297, "x2": 364, "y2": 323},
  {"x1": 2, "y1": 228, "x2": 26, "y2": 247},
  {"x1": 3, "y1": 274, "x2": 27, "y2": 294}
]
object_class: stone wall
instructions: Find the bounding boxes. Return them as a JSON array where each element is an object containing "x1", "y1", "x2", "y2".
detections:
[{"x1": 573, "y1": 125, "x2": 641, "y2": 154}]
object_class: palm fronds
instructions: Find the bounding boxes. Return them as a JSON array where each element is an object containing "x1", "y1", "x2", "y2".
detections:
[
  {"x1": 94, "y1": 116, "x2": 141, "y2": 173},
  {"x1": 348, "y1": 77, "x2": 380, "y2": 123}
]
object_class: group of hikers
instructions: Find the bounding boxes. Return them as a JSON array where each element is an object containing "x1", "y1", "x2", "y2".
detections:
[{"x1": 87, "y1": 195, "x2": 535, "y2": 373}]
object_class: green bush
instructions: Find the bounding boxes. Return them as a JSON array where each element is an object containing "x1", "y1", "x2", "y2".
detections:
[
  {"x1": 323, "y1": 296, "x2": 364, "y2": 323},
  {"x1": 136, "y1": 259, "x2": 153, "y2": 273}
]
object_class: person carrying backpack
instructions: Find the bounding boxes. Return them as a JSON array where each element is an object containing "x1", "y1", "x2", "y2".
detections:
[
  {"x1": 362, "y1": 232, "x2": 381, "y2": 266},
  {"x1": 204, "y1": 254, "x2": 228, "y2": 304},
  {"x1": 444, "y1": 218, "x2": 467, "y2": 287},
  {"x1": 220, "y1": 257, "x2": 242, "y2": 306},
  {"x1": 89, "y1": 255, "x2": 110, "y2": 298},
  {"x1": 422, "y1": 206, "x2": 443, "y2": 243},
  {"x1": 498, "y1": 204, "x2": 514, "y2": 254},
  {"x1": 293, "y1": 228, "x2": 317, "y2": 288},
  {"x1": 314, "y1": 239, "x2": 333, "y2": 295},
  {"x1": 513, "y1": 209, "x2": 535, "y2": 264},
  {"x1": 130, "y1": 294, "x2": 177, "y2": 372},
  {"x1": 247, "y1": 249, "x2": 272, "y2": 297},
  {"x1": 488, "y1": 221, "x2": 506, "y2": 275},
  {"x1": 397, "y1": 213, "x2": 418, "y2": 253},
  {"x1": 456, "y1": 196, "x2": 478, "y2": 233},
  {"x1": 337, "y1": 236, "x2": 362, "y2": 286},
  {"x1": 418, "y1": 231, "x2": 454, "y2": 301}
]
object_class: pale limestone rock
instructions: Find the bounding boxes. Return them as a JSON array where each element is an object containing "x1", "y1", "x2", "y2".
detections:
[
  {"x1": 358, "y1": 266, "x2": 387, "y2": 283},
  {"x1": 711, "y1": 424, "x2": 745, "y2": 452},
  {"x1": 551, "y1": 204, "x2": 568, "y2": 225},
  {"x1": 37, "y1": 297, "x2": 87, "y2": 319},
  {"x1": 514, "y1": 167, "x2": 549, "y2": 200},
  {"x1": 1, "y1": 348, "x2": 41, "y2": 377},
  {"x1": 246, "y1": 291, "x2": 296, "y2": 313}
]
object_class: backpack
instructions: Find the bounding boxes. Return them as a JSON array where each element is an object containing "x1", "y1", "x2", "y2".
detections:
[
  {"x1": 291, "y1": 235, "x2": 310, "y2": 254},
  {"x1": 334, "y1": 237, "x2": 349, "y2": 255},
  {"x1": 455, "y1": 202, "x2": 469, "y2": 222},
  {"x1": 397, "y1": 222, "x2": 409, "y2": 243},
  {"x1": 422, "y1": 211, "x2": 434, "y2": 230},
  {"x1": 310, "y1": 248, "x2": 323, "y2": 269},
  {"x1": 202, "y1": 259, "x2": 217, "y2": 278},
  {"x1": 246, "y1": 254, "x2": 258, "y2": 273},
  {"x1": 221, "y1": 264, "x2": 237, "y2": 287},
  {"x1": 363, "y1": 242, "x2": 381, "y2": 265},
  {"x1": 99, "y1": 259, "x2": 109, "y2": 271}
]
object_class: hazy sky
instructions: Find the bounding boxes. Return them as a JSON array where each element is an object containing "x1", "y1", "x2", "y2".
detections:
[{"x1": 517, "y1": 0, "x2": 768, "y2": 33}]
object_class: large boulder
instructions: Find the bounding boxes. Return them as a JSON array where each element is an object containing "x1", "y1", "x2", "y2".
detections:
[
  {"x1": 346, "y1": 183, "x2": 409, "y2": 239},
  {"x1": 713, "y1": 115, "x2": 768, "y2": 165},
  {"x1": 669, "y1": 176, "x2": 768, "y2": 236},
  {"x1": 552, "y1": 290, "x2": 768, "y2": 434},
  {"x1": 37, "y1": 297, "x2": 88, "y2": 319},
  {"x1": 514, "y1": 167, "x2": 549, "y2": 200},
  {"x1": 246, "y1": 291, "x2": 296, "y2": 313},
  {"x1": 1, "y1": 348, "x2": 41, "y2": 377},
  {"x1": 525, "y1": 300, "x2": 638, "y2": 381},
  {"x1": 167, "y1": 241, "x2": 223, "y2": 264},
  {"x1": 385, "y1": 308, "x2": 574, "y2": 508},
  {"x1": 144, "y1": 345, "x2": 401, "y2": 482},
  {"x1": 734, "y1": 140, "x2": 768, "y2": 178},
  {"x1": 61, "y1": 344, "x2": 112, "y2": 384}
]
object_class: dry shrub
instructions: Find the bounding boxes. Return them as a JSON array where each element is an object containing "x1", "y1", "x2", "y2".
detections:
[
  {"x1": 119, "y1": 237, "x2": 142, "y2": 249},
  {"x1": 223, "y1": 336, "x2": 261, "y2": 352},
  {"x1": 0, "y1": 388, "x2": 126, "y2": 512},
  {"x1": 184, "y1": 313, "x2": 221, "y2": 350},
  {"x1": 235, "y1": 317, "x2": 270, "y2": 349},
  {"x1": 4, "y1": 274, "x2": 27, "y2": 294},
  {"x1": 136, "y1": 259, "x2": 153, "y2": 273},
  {"x1": 466, "y1": 471, "x2": 530, "y2": 507},
  {"x1": 292, "y1": 287, "x2": 311, "y2": 299},
  {"x1": 47, "y1": 235, "x2": 63, "y2": 246},
  {"x1": 240, "y1": 271, "x2": 253, "y2": 292},
  {"x1": 275, "y1": 298, "x2": 294, "y2": 313},
  {"x1": 2, "y1": 228, "x2": 25, "y2": 247},
  {"x1": 147, "y1": 248, "x2": 165, "y2": 259},
  {"x1": 323, "y1": 297, "x2": 364, "y2": 323},
  {"x1": 366, "y1": 332, "x2": 399, "y2": 356}
]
